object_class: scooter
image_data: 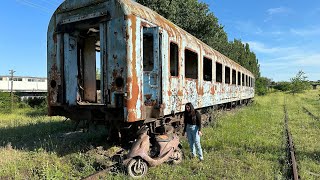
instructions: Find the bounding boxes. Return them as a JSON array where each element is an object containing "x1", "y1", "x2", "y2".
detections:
[{"x1": 123, "y1": 124, "x2": 183, "y2": 178}]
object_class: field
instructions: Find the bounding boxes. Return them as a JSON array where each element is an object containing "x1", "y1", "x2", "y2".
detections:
[{"x1": 0, "y1": 90, "x2": 319, "y2": 179}]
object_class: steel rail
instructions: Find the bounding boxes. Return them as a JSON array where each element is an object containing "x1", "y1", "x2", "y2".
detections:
[
  {"x1": 284, "y1": 98, "x2": 299, "y2": 180},
  {"x1": 302, "y1": 107, "x2": 319, "y2": 121}
]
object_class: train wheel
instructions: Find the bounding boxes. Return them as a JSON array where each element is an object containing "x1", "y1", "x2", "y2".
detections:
[
  {"x1": 171, "y1": 148, "x2": 183, "y2": 165},
  {"x1": 127, "y1": 158, "x2": 148, "y2": 178}
]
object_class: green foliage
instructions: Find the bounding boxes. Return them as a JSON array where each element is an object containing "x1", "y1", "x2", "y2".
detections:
[
  {"x1": 25, "y1": 97, "x2": 46, "y2": 108},
  {"x1": 290, "y1": 70, "x2": 309, "y2": 95},
  {"x1": 255, "y1": 77, "x2": 271, "y2": 96},
  {"x1": 0, "y1": 92, "x2": 20, "y2": 113},
  {"x1": 274, "y1": 81, "x2": 291, "y2": 92},
  {"x1": 136, "y1": 0, "x2": 260, "y2": 78}
]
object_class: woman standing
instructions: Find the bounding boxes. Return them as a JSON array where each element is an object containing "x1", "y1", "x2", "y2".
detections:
[{"x1": 182, "y1": 102, "x2": 204, "y2": 161}]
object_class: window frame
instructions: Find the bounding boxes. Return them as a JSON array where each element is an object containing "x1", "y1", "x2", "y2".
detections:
[
  {"x1": 215, "y1": 62, "x2": 223, "y2": 83},
  {"x1": 203, "y1": 56, "x2": 212, "y2": 82},
  {"x1": 184, "y1": 48, "x2": 199, "y2": 80},
  {"x1": 169, "y1": 41, "x2": 179, "y2": 77},
  {"x1": 225, "y1": 66, "x2": 231, "y2": 84}
]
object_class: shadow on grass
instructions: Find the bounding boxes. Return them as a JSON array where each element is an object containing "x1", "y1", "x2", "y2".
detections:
[
  {"x1": 0, "y1": 120, "x2": 115, "y2": 156},
  {"x1": 297, "y1": 150, "x2": 320, "y2": 163}
]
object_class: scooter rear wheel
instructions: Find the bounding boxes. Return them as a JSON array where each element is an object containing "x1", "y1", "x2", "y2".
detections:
[{"x1": 127, "y1": 158, "x2": 148, "y2": 178}]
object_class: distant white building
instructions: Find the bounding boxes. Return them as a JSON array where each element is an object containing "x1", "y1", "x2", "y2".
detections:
[{"x1": 0, "y1": 76, "x2": 47, "y2": 92}]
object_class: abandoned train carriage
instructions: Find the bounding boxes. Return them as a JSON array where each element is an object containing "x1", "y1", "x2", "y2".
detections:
[{"x1": 47, "y1": 0, "x2": 255, "y2": 129}]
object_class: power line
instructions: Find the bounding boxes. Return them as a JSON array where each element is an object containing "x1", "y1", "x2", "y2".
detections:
[{"x1": 16, "y1": 0, "x2": 52, "y2": 13}]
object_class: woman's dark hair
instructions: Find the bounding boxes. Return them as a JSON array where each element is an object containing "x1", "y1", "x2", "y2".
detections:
[{"x1": 185, "y1": 102, "x2": 196, "y2": 117}]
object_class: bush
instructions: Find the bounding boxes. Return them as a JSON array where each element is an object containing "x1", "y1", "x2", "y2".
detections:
[
  {"x1": 274, "y1": 81, "x2": 291, "y2": 92},
  {"x1": 255, "y1": 77, "x2": 271, "y2": 96},
  {"x1": 26, "y1": 97, "x2": 46, "y2": 108}
]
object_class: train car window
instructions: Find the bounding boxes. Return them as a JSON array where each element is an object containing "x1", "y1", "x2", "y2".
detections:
[
  {"x1": 143, "y1": 33, "x2": 154, "y2": 71},
  {"x1": 170, "y1": 42, "x2": 179, "y2": 76},
  {"x1": 249, "y1": 77, "x2": 251, "y2": 87},
  {"x1": 225, "y1": 66, "x2": 230, "y2": 84},
  {"x1": 216, "y1": 62, "x2": 222, "y2": 83},
  {"x1": 185, "y1": 49, "x2": 198, "y2": 79},
  {"x1": 242, "y1": 73, "x2": 245, "y2": 86},
  {"x1": 252, "y1": 78, "x2": 254, "y2": 87},
  {"x1": 232, "y1": 69, "x2": 236, "y2": 85},
  {"x1": 203, "y1": 57, "x2": 212, "y2": 81},
  {"x1": 237, "y1": 71, "x2": 241, "y2": 85},
  {"x1": 246, "y1": 75, "x2": 248, "y2": 87}
]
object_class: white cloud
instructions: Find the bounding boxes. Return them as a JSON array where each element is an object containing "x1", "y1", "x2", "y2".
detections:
[
  {"x1": 244, "y1": 41, "x2": 320, "y2": 81},
  {"x1": 290, "y1": 27, "x2": 320, "y2": 36},
  {"x1": 234, "y1": 21, "x2": 263, "y2": 35},
  {"x1": 245, "y1": 41, "x2": 298, "y2": 54},
  {"x1": 294, "y1": 54, "x2": 320, "y2": 66},
  {"x1": 267, "y1": 7, "x2": 291, "y2": 16},
  {"x1": 264, "y1": 7, "x2": 292, "y2": 22}
]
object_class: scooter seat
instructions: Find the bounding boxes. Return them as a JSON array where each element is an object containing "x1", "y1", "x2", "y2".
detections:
[{"x1": 155, "y1": 134, "x2": 173, "y2": 142}]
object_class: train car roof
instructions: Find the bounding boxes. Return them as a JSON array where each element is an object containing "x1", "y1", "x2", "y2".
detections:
[{"x1": 54, "y1": 0, "x2": 254, "y2": 77}]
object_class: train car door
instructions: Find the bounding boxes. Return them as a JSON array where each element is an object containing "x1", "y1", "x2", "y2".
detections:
[
  {"x1": 64, "y1": 34, "x2": 78, "y2": 105},
  {"x1": 142, "y1": 27, "x2": 161, "y2": 108}
]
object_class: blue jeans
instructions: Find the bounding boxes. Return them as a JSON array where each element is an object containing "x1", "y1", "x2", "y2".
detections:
[{"x1": 186, "y1": 124, "x2": 203, "y2": 160}]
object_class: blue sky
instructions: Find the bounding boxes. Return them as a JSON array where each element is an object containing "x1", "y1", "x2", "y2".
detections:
[
  {"x1": 0, "y1": 0, "x2": 319, "y2": 81},
  {"x1": 204, "y1": 0, "x2": 320, "y2": 81}
]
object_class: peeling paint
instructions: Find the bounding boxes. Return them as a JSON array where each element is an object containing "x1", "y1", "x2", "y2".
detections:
[{"x1": 48, "y1": 0, "x2": 255, "y2": 123}]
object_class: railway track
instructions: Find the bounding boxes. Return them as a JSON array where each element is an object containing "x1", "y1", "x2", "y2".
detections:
[
  {"x1": 302, "y1": 106, "x2": 319, "y2": 121},
  {"x1": 283, "y1": 99, "x2": 299, "y2": 180}
]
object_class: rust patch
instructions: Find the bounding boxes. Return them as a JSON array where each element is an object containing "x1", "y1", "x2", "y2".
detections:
[
  {"x1": 126, "y1": 15, "x2": 139, "y2": 122},
  {"x1": 53, "y1": 34, "x2": 57, "y2": 43},
  {"x1": 198, "y1": 87, "x2": 204, "y2": 96},
  {"x1": 210, "y1": 86, "x2": 215, "y2": 95}
]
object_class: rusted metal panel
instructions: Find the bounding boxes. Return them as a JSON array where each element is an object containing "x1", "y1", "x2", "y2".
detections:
[
  {"x1": 126, "y1": 15, "x2": 142, "y2": 122},
  {"x1": 100, "y1": 22, "x2": 107, "y2": 104},
  {"x1": 48, "y1": 0, "x2": 255, "y2": 122},
  {"x1": 142, "y1": 27, "x2": 160, "y2": 107},
  {"x1": 64, "y1": 34, "x2": 78, "y2": 105}
]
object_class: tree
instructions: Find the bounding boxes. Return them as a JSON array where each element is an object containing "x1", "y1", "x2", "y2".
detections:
[
  {"x1": 274, "y1": 81, "x2": 291, "y2": 92},
  {"x1": 290, "y1": 70, "x2": 309, "y2": 95},
  {"x1": 136, "y1": 0, "x2": 260, "y2": 78},
  {"x1": 255, "y1": 77, "x2": 271, "y2": 96}
]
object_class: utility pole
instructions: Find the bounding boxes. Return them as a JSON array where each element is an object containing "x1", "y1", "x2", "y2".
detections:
[{"x1": 9, "y1": 69, "x2": 15, "y2": 112}]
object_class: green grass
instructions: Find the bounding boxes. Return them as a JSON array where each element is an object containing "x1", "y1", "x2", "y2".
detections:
[
  {"x1": 285, "y1": 90, "x2": 320, "y2": 179},
  {"x1": 0, "y1": 91, "x2": 319, "y2": 179},
  {"x1": 0, "y1": 107, "x2": 120, "y2": 179}
]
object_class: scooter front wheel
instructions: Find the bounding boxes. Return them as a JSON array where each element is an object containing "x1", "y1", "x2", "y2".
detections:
[
  {"x1": 171, "y1": 148, "x2": 183, "y2": 164},
  {"x1": 127, "y1": 158, "x2": 148, "y2": 178}
]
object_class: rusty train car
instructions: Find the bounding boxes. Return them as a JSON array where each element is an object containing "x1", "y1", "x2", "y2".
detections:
[{"x1": 47, "y1": 0, "x2": 254, "y2": 133}]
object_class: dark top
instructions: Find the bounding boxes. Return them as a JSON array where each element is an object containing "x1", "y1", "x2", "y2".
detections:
[{"x1": 183, "y1": 110, "x2": 201, "y2": 132}]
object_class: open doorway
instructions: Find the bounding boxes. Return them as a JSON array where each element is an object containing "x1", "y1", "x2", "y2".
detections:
[{"x1": 63, "y1": 20, "x2": 105, "y2": 105}]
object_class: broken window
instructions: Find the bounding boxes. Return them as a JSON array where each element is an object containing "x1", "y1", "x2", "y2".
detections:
[
  {"x1": 143, "y1": 33, "x2": 154, "y2": 71},
  {"x1": 242, "y1": 73, "x2": 245, "y2": 86},
  {"x1": 232, "y1": 69, "x2": 236, "y2": 85},
  {"x1": 185, "y1": 49, "x2": 198, "y2": 79},
  {"x1": 216, "y1": 62, "x2": 222, "y2": 83},
  {"x1": 203, "y1": 57, "x2": 212, "y2": 81},
  {"x1": 170, "y1": 42, "x2": 179, "y2": 76},
  {"x1": 238, "y1": 71, "x2": 241, "y2": 85},
  {"x1": 225, "y1": 66, "x2": 230, "y2": 84}
]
